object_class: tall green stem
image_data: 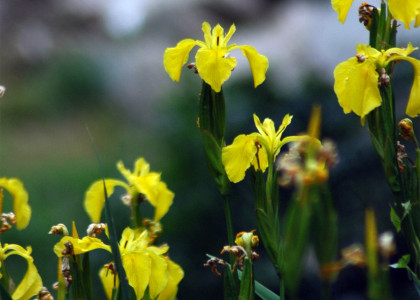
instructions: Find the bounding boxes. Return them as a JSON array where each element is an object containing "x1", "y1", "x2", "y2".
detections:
[{"x1": 223, "y1": 195, "x2": 234, "y2": 247}]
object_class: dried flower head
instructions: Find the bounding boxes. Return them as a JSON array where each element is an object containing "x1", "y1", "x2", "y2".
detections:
[
  {"x1": 87, "y1": 223, "x2": 106, "y2": 237},
  {"x1": 203, "y1": 257, "x2": 226, "y2": 276}
]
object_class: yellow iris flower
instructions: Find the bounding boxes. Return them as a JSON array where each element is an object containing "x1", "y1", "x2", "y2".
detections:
[
  {"x1": 163, "y1": 21, "x2": 269, "y2": 92},
  {"x1": 222, "y1": 114, "x2": 303, "y2": 183},
  {"x1": 84, "y1": 157, "x2": 174, "y2": 223},
  {"x1": 0, "y1": 177, "x2": 31, "y2": 230},
  {"x1": 332, "y1": 0, "x2": 420, "y2": 29},
  {"x1": 0, "y1": 243, "x2": 42, "y2": 300},
  {"x1": 54, "y1": 227, "x2": 183, "y2": 300},
  {"x1": 334, "y1": 43, "x2": 420, "y2": 120}
]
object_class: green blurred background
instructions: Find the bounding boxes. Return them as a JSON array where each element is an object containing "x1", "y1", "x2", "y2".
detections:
[{"x1": 1, "y1": 0, "x2": 419, "y2": 299}]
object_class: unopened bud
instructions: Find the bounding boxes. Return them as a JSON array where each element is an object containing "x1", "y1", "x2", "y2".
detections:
[
  {"x1": 49, "y1": 224, "x2": 69, "y2": 236},
  {"x1": 399, "y1": 118, "x2": 413, "y2": 140}
]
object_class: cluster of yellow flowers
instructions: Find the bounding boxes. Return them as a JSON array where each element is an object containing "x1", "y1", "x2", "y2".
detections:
[{"x1": 0, "y1": 157, "x2": 182, "y2": 300}]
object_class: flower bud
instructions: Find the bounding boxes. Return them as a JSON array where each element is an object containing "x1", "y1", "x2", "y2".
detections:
[
  {"x1": 49, "y1": 223, "x2": 69, "y2": 236},
  {"x1": 399, "y1": 118, "x2": 413, "y2": 140}
]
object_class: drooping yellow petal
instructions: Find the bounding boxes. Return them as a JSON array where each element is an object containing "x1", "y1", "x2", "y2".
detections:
[
  {"x1": 99, "y1": 266, "x2": 119, "y2": 300},
  {"x1": 12, "y1": 257, "x2": 42, "y2": 300},
  {"x1": 163, "y1": 39, "x2": 197, "y2": 82},
  {"x1": 53, "y1": 236, "x2": 111, "y2": 257},
  {"x1": 0, "y1": 178, "x2": 31, "y2": 230},
  {"x1": 123, "y1": 252, "x2": 152, "y2": 300},
  {"x1": 236, "y1": 45, "x2": 269, "y2": 88},
  {"x1": 157, "y1": 259, "x2": 184, "y2": 300},
  {"x1": 388, "y1": 0, "x2": 420, "y2": 29},
  {"x1": 394, "y1": 56, "x2": 420, "y2": 117},
  {"x1": 331, "y1": 0, "x2": 354, "y2": 23},
  {"x1": 196, "y1": 47, "x2": 237, "y2": 92},
  {"x1": 133, "y1": 172, "x2": 174, "y2": 222},
  {"x1": 2, "y1": 245, "x2": 42, "y2": 300},
  {"x1": 222, "y1": 134, "x2": 259, "y2": 183},
  {"x1": 147, "y1": 251, "x2": 169, "y2": 298},
  {"x1": 333, "y1": 57, "x2": 382, "y2": 119},
  {"x1": 84, "y1": 179, "x2": 128, "y2": 223}
]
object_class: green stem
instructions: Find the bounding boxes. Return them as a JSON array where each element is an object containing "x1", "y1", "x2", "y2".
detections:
[
  {"x1": 265, "y1": 156, "x2": 275, "y2": 214},
  {"x1": 223, "y1": 194, "x2": 234, "y2": 247},
  {"x1": 280, "y1": 278, "x2": 285, "y2": 300}
]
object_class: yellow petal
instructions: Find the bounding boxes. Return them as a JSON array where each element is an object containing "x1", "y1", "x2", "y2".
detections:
[
  {"x1": 331, "y1": 0, "x2": 354, "y2": 23},
  {"x1": 388, "y1": 0, "x2": 420, "y2": 29},
  {"x1": 223, "y1": 24, "x2": 236, "y2": 46},
  {"x1": 237, "y1": 45, "x2": 269, "y2": 88},
  {"x1": 222, "y1": 134, "x2": 259, "y2": 183},
  {"x1": 150, "y1": 182, "x2": 174, "y2": 222},
  {"x1": 134, "y1": 174, "x2": 174, "y2": 222},
  {"x1": 133, "y1": 157, "x2": 150, "y2": 176},
  {"x1": 99, "y1": 266, "x2": 119, "y2": 300},
  {"x1": 2, "y1": 245, "x2": 42, "y2": 300},
  {"x1": 12, "y1": 257, "x2": 42, "y2": 300},
  {"x1": 0, "y1": 178, "x2": 31, "y2": 230},
  {"x1": 123, "y1": 252, "x2": 151, "y2": 300},
  {"x1": 250, "y1": 148, "x2": 268, "y2": 172},
  {"x1": 147, "y1": 251, "x2": 169, "y2": 298},
  {"x1": 157, "y1": 259, "x2": 184, "y2": 300},
  {"x1": 384, "y1": 43, "x2": 418, "y2": 58},
  {"x1": 202, "y1": 22, "x2": 212, "y2": 47},
  {"x1": 163, "y1": 39, "x2": 197, "y2": 82},
  {"x1": 195, "y1": 47, "x2": 237, "y2": 92},
  {"x1": 53, "y1": 236, "x2": 111, "y2": 257},
  {"x1": 253, "y1": 114, "x2": 276, "y2": 153},
  {"x1": 398, "y1": 56, "x2": 420, "y2": 117},
  {"x1": 334, "y1": 58, "x2": 382, "y2": 119},
  {"x1": 84, "y1": 179, "x2": 128, "y2": 223}
]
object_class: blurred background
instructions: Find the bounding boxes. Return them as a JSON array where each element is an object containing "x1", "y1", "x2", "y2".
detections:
[{"x1": 1, "y1": 0, "x2": 419, "y2": 299}]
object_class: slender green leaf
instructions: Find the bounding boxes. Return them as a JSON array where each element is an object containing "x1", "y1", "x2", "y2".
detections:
[
  {"x1": 238, "y1": 259, "x2": 254, "y2": 300},
  {"x1": 390, "y1": 206, "x2": 401, "y2": 232},
  {"x1": 283, "y1": 193, "x2": 312, "y2": 294},
  {"x1": 86, "y1": 127, "x2": 132, "y2": 300},
  {"x1": 223, "y1": 264, "x2": 239, "y2": 300},
  {"x1": 238, "y1": 269, "x2": 280, "y2": 300}
]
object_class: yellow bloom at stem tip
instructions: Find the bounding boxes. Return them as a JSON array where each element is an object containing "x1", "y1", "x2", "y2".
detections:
[
  {"x1": 334, "y1": 43, "x2": 420, "y2": 120},
  {"x1": 84, "y1": 157, "x2": 174, "y2": 223},
  {"x1": 332, "y1": 0, "x2": 420, "y2": 29},
  {"x1": 0, "y1": 177, "x2": 31, "y2": 230},
  {"x1": 222, "y1": 114, "x2": 305, "y2": 183},
  {"x1": 0, "y1": 243, "x2": 43, "y2": 300},
  {"x1": 163, "y1": 21, "x2": 269, "y2": 92}
]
